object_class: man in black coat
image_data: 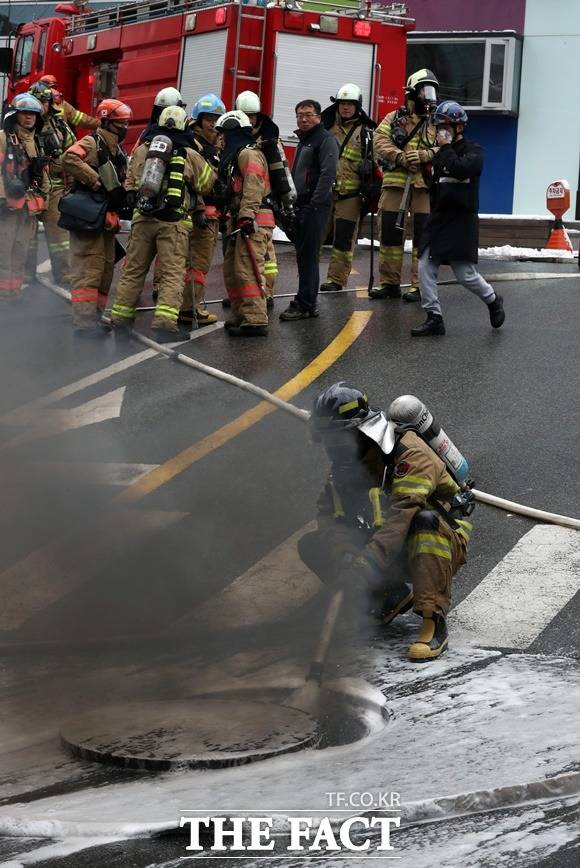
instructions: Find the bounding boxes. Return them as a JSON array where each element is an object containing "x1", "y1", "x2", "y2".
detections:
[
  {"x1": 280, "y1": 99, "x2": 339, "y2": 321},
  {"x1": 411, "y1": 101, "x2": 506, "y2": 337}
]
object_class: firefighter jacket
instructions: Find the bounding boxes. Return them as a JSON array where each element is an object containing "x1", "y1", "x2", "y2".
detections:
[
  {"x1": 60, "y1": 100, "x2": 99, "y2": 131},
  {"x1": 374, "y1": 108, "x2": 437, "y2": 191},
  {"x1": 127, "y1": 140, "x2": 215, "y2": 227},
  {"x1": 62, "y1": 128, "x2": 127, "y2": 216},
  {"x1": 316, "y1": 431, "x2": 471, "y2": 574},
  {"x1": 40, "y1": 107, "x2": 76, "y2": 189},
  {"x1": 0, "y1": 124, "x2": 49, "y2": 210},
  {"x1": 226, "y1": 145, "x2": 275, "y2": 230},
  {"x1": 191, "y1": 123, "x2": 222, "y2": 216}
]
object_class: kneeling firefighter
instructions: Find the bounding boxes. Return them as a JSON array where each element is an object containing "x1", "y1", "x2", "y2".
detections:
[
  {"x1": 110, "y1": 105, "x2": 215, "y2": 342},
  {"x1": 61, "y1": 98, "x2": 131, "y2": 334},
  {"x1": 216, "y1": 109, "x2": 275, "y2": 337},
  {"x1": 0, "y1": 93, "x2": 49, "y2": 300},
  {"x1": 302, "y1": 383, "x2": 474, "y2": 660}
]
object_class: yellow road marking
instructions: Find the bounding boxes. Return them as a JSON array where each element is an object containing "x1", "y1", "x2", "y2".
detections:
[
  {"x1": 115, "y1": 311, "x2": 372, "y2": 506},
  {"x1": 356, "y1": 285, "x2": 369, "y2": 298},
  {"x1": 350, "y1": 267, "x2": 359, "y2": 276}
]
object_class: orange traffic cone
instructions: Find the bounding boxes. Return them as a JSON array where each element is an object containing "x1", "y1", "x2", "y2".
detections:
[{"x1": 545, "y1": 218, "x2": 573, "y2": 252}]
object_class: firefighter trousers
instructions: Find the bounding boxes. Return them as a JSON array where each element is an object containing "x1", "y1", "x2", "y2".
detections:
[
  {"x1": 0, "y1": 207, "x2": 36, "y2": 299},
  {"x1": 223, "y1": 227, "x2": 270, "y2": 327},
  {"x1": 181, "y1": 218, "x2": 219, "y2": 314},
  {"x1": 69, "y1": 229, "x2": 116, "y2": 328},
  {"x1": 112, "y1": 218, "x2": 189, "y2": 331},
  {"x1": 378, "y1": 186, "x2": 430, "y2": 288},
  {"x1": 43, "y1": 185, "x2": 71, "y2": 285},
  {"x1": 326, "y1": 194, "x2": 362, "y2": 286},
  {"x1": 298, "y1": 514, "x2": 466, "y2": 618}
]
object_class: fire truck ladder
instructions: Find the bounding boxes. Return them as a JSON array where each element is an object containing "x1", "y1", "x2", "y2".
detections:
[{"x1": 231, "y1": 4, "x2": 267, "y2": 105}]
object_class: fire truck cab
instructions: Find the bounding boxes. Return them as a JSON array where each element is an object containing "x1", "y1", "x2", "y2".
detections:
[{"x1": 1, "y1": 0, "x2": 413, "y2": 148}]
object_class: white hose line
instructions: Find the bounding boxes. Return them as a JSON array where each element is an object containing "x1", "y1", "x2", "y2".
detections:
[
  {"x1": 39, "y1": 276, "x2": 580, "y2": 529},
  {"x1": 471, "y1": 488, "x2": 580, "y2": 531}
]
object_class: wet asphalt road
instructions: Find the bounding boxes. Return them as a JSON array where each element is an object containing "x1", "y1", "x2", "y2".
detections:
[{"x1": 0, "y1": 238, "x2": 579, "y2": 866}]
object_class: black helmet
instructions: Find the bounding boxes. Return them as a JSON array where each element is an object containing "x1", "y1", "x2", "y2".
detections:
[{"x1": 311, "y1": 382, "x2": 376, "y2": 435}]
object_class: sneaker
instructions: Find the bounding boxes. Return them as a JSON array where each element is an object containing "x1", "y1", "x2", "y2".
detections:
[
  {"x1": 320, "y1": 281, "x2": 344, "y2": 293},
  {"x1": 410, "y1": 313, "x2": 446, "y2": 337},
  {"x1": 368, "y1": 284, "x2": 401, "y2": 300},
  {"x1": 280, "y1": 301, "x2": 319, "y2": 321},
  {"x1": 487, "y1": 293, "x2": 505, "y2": 329},
  {"x1": 375, "y1": 584, "x2": 414, "y2": 625},
  {"x1": 402, "y1": 286, "x2": 421, "y2": 303},
  {"x1": 226, "y1": 324, "x2": 268, "y2": 337},
  {"x1": 408, "y1": 611, "x2": 448, "y2": 661}
]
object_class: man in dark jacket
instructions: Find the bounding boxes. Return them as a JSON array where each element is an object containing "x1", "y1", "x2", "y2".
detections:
[
  {"x1": 412, "y1": 101, "x2": 506, "y2": 337},
  {"x1": 280, "y1": 99, "x2": 339, "y2": 321}
]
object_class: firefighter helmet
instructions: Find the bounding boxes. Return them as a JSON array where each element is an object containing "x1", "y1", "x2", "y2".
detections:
[
  {"x1": 433, "y1": 100, "x2": 468, "y2": 126},
  {"x1": 191, "y1": 93, "x2": 226, "y2": 120},
  {"x1": 39, "y1": 74, "x2": 58, "y2": 88},
  {"x1": 235, "y1": 91, "x2": 261, "y2": 114},
  {"x1": 332, "y1": 83, "x2": 363, "y2": 105},
  {"x1": 96, "y1": 99, "x2": 132, "y2": 123},
  {"x1": 10, "y1": 93, "x2": 44, "y2": 114},
  {"x1": 29, "y1": 81, "x2": 54, "y2": 103},
  {"x1": 159, "y1": 105, "x2": 187, "y2": 131},
  {"x1": 406, "y1": 68, "x2": 439, "y2": 95},
  {"x1": 310, "y1": 382, "x2": 395, "y2": 453},
  {"x1": 215, "y1": 109, "x2": 252, "y2": 130},
  {"x1": 154, "y1": 87, "x2": 185, "y2": 108}
]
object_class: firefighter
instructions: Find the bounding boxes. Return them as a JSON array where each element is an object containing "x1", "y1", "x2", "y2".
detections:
[
  {"x1": 178, "y1": 93, "x2": 226, "y2": 329},
  {"x1": 137, "y1": 86, "x2": 188, "y2": 148},
  {"x1": 38, "y1": 74, "x2": 100, "y2": 131},
  {"x1": 29, "y1": 80, "x2": 76, "y2": 286},
  {"x1": 412, "y1": 101, "x2": 505, "y2": 336},
  {"x1": 215, "y1": 109, "x2": 273, "y2": 337},
  {"x1": 0, "y1": 93, "x2": 48, "y2": 301},
  {"x1": 319, "y1": 83, "x2": 376, "y2": 293},
  {"x1": 233, "y1": 90, "x2": 281, "y2": 308},
  {"x1": 370, "y1": 69, "x2": 439, "y2": 302},
  {"x1": 62, "y1": 98, "x2": 131, "y2": 335},
  {"x1": 110, "y1": 106, "x2": 215, "y2": 343},
  {"x1": 301, "y1": 383, "x2": 473, "y2": 660}
]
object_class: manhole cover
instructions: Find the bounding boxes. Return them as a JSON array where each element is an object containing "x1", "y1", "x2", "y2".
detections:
[{"x1": 61, "y1": 699, "x2": 320, "y2": 769}]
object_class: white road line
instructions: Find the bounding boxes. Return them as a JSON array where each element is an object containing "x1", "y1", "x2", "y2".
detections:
[{"x1": 450, "y1": 524, "x2": 580, "y2": 649}]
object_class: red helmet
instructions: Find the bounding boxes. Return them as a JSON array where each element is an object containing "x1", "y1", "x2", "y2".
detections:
[
  {"x1": 96, "y1": 99, "x2": 132, "y2": 123},
  {"x1": 39, "y1": 74, "x2": 58, "y2": 88}
]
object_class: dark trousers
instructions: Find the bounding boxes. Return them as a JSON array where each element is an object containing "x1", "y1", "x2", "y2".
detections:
[{"x1": 294, "y1": 204, "x2": 331, "y2": 312}]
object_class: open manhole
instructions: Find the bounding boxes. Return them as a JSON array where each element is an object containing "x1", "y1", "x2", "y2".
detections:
[{"x1": 61, "y1": 682, "x2": 388, "y2": 771}]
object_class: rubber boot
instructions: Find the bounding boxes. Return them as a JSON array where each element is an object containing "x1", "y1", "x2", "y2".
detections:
[
  {"x1": 227, "y1": 324, "x2": 268, "y2": 337},
  {"x1": 411, "y1": 312, "x2": 446, "y2": 337},
  {"x1": 374, "y1": 583, "x2": 414, "y2": 625},
  {"x1": 487, "y1": 293, "x2": 505, "y2": 329},
  {"x1": 402, "y1": 286, "x2": 420, "y2": 303},
  {"x1": 151, "y1": 325, "x2": 191, "y2": 344},
  {"x1": 368, "y1": 283, "x2": 401, "y2": 300},
  {"x1": 194, "y1": 281, "x2": 217, "y2": 325},
  {"x1": 320, "y1": 281, "x2": 344, "y2": 293},
  {"x1": 408, "y1": 610, "x2": 448, "y2": 661},
  {"x1": 222, "y1": 296, "x2": 231, "y2": 308}
]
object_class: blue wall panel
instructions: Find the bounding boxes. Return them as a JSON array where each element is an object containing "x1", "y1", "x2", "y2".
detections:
[{"x1": 466, "y1": 116, "x2": 518, "y2": 214}]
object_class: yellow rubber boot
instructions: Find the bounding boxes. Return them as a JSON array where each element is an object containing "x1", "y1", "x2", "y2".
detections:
[{"x1": 408, "y1": 610, "x2": 448, "y2": 661}]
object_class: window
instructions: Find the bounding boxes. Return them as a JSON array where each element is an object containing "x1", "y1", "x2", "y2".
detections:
[
  {"x1": 407, "y1": 35, "x2": 522, "y2": 114},
  {"x1": 37, "y1": 27, "x2": 47, "y2": 71},
  {"x1": 14, "y1": 34, "x2": 33, "y2": 78}
]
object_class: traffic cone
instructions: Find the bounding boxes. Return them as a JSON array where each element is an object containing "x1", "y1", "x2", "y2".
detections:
[{"x1": 545, "y1": 218, "x2": 573, "y2": 252}]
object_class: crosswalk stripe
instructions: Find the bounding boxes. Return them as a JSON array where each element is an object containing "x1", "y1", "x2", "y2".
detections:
[{"x1": 449, "y1": 524, "x2": 580, "y2": 649}]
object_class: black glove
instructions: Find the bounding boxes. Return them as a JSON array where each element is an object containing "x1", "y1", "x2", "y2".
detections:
[
  {"x1": 191, "y1": 209, "x2": 209, "y2": 230},
  {"x1": 237, "y1": 216, "x2": 256, "y2": 237},
  {"x1": 120, "y1": 189, "x2": 137, "y2": 219}
]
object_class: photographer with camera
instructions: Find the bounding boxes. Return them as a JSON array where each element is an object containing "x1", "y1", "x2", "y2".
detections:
[{"x1": 370, "y1": 69, "x2": 438, "y2": 303}]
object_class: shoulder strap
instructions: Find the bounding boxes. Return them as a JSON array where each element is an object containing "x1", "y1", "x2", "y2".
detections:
[{"x1": 338, "y1": 121, "x2": 361, "y2": 159}]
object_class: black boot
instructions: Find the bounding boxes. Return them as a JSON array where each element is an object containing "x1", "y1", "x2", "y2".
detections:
[
  {"x1": 227, "y1": 324, "x2": 268, "y2": 337},
  {"x1": 487, "y1": 293, "x2": 505, "y2": 329},
  {"x1": 368, "y1": 283, "x2": 401, "y2": 300},
  {"x1": 374, "y1": 583, "x2": 414, "y2": 625},
  {"x1": 408, "y1": 611, "x2": 448, "y2": 661},
  {"x1": 151, "y1": 326, "x2": 191, "y2": 344},
  {"x1": 411, "y1": 312, "x2": 446, "y2": 337},
  {"x1": 320, "y1": 281, "x2": 344, "y2": 293},
  {"x1": 222, "y1": 296, "x2": 231, "y2": 308},
  {"x1": 402, "y1": 286, "x2": 421, "y2": 303}
]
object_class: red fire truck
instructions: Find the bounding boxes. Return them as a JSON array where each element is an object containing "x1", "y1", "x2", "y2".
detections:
[{"x1": 2, "y1": 0, "x2": 413, "y2": 148}]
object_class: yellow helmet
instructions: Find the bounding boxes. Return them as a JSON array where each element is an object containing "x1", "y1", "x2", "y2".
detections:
[{"x1": 158, "y1": 105, "x2": 187, "y2": 131}]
